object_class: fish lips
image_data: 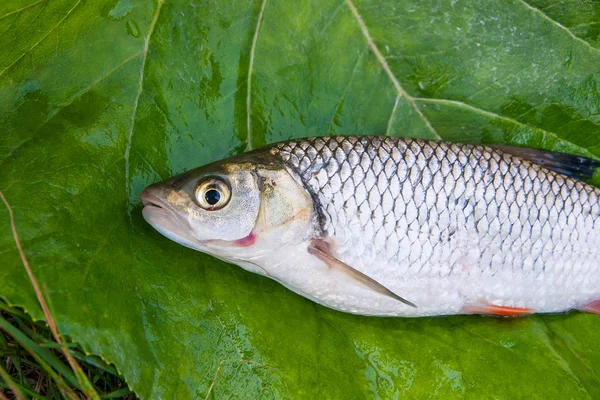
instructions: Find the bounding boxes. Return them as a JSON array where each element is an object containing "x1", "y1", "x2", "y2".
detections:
[{"x1": 141, "y1": 188, "x2": 202, "y2": 251}]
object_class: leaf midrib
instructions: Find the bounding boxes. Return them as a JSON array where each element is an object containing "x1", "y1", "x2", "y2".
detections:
[{"x1": 124, "y1": 0, "x2": 164, "y2": 212}]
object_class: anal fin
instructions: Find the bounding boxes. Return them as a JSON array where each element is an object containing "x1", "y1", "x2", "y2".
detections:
[
  {"x1": 463, "y1": 303, "x2": 534, "y2": 316},
  {"x1": 308, "y1": 239, "x2": 416, "y2": 308},
  {"x1": 579, "y1": 300, "x2": 600, "y2": 314}
]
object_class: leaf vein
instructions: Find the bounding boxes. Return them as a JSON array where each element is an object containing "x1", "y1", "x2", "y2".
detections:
[
  {"x1": 518, "y1": 0, "x2": 600, "y2": 53},
  {"x1": 327, "y1": 46, "x2": 368, "y2": 134},
  {"x1": 536, "y1": 319, "x2": 599, "y2": 397},
  {"x1": 0, "y1": 0, "x2": 81, "y2": 77},
  {"x1": 54, "y1": 50, "x2": 143, "y2": 119},
  {"x1": 0, "y1": 51, "x2": 141, "y2": 169},
  {"x1": 246, "y1": 0, "x2": 268, "y2": 151},
  {"x1": 343, "y1": 0, "x2": 441, "y2": 140},
  {"x1": 0, "y1": 0, "x2": 47, "y2": 21},
  {"x1": 413, "y1": 97, "x2": 598, "y2": 156},
  {"x1": 124, "y1": 0, "x2": 164, "y2": 210},
  {"x1": 385, "y1": 95, "x2": 401, "y2": 136}
]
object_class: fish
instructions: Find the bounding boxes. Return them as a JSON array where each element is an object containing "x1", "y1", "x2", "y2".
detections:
[{"x1": 141, "y1": 136, "x2": 600, "y2": 317}]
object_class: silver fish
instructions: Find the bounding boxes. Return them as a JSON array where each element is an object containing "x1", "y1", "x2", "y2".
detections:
[{"x1": 141, "y1": 136, "x2": 600, "y2": 317}]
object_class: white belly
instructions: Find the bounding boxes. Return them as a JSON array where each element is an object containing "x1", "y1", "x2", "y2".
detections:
[{"x1": 245, "y1": 238, "x2": 600, "y2": 317}]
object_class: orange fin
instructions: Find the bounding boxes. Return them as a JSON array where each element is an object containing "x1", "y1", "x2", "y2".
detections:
[
  {"x1": 464, "y1": 303, "x2": 535, "y2": 316},
  {"x1": 308, "y1": 239, "x2": 416, "y2": 308},
  {"x1": 579, "y1": 300, "x2": 600, "y2": 314}
]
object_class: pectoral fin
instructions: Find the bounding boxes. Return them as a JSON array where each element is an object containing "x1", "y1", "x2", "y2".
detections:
[{"x1": 308, "y1": 239, "x2": 416, "y2": 308}]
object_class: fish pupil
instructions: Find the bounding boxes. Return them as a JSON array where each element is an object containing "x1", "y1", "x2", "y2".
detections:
[{"x1": 205, "y1": 189, "x2": 221, "y2": 205}]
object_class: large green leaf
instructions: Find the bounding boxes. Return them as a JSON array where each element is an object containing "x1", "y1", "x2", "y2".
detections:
[{"x1": 1, "y1": 0, "x2": 600, "y2": 397}]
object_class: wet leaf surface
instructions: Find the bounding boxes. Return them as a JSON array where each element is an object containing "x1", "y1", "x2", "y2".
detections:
[{"x1": 1, "y1": 0, "x2": 600, "y2": 397}]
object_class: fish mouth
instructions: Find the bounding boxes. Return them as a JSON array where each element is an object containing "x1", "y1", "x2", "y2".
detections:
[
  {"x1": 141, "y1": 192, "x2": 164, "y2": 209},
  {"x1": 141, "y1": 191, "x2": 178, "y2": 222},
  {"x1": 141, "y1": 191, "x2": 171, "y2": 217},
  {"x1": 141, "y1": 187, "x2": 202, "y2": 250}
]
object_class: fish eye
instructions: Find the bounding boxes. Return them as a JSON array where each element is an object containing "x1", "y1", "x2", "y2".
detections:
[{"x1": 195, "y1": 178, "x2": 231, "y2": 210}]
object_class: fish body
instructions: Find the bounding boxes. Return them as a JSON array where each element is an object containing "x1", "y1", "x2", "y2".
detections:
[{"x1": 142, "y1": 136, "x2": 600, "y2": 317}]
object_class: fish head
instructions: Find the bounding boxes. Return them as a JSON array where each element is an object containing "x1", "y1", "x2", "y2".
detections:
[{"x1": 141, "y1": 151, "x2": 315, "y2": 269}]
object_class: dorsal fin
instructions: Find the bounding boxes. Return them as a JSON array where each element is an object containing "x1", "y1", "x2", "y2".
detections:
[{"x1": 493, "y1": 145, "x2": 600, "y2": 180}]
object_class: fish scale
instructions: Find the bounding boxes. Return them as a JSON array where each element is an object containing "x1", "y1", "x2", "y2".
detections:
[{"x1": 273, "y1": 136, "x2": 600, "y2": 314}]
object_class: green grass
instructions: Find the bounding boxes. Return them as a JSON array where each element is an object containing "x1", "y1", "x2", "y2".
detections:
[{"x1": 0, "y1": 301, "x2": 136, "y2": 399}]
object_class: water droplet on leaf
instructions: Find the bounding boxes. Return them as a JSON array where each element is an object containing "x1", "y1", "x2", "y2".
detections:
[
  {"x1": 127, "y1": 20, "x2": 140, "y2": 38},
  {"x1": 108, "y1": 0, "x2": 132, "y2": 20}
]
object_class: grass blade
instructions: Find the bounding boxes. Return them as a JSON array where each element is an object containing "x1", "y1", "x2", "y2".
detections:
[
  {"x1": 0, "y1": 191, "x2": 100, "y2": 400},
  {"x1": 0, "y1": 315, "x2": 80, "y2": 399},
  {"x1": 1, "y1": 305, "x2": 137, "y2": 399},
  {"x1": 0, "y1": 378, "x2": 49, "y2": 399},
  {"x1": 101, "y1": 387, "x2": 133, "y2": 398},
  {"x1": 0, "y1": 361, "x2": 25, "y2": 400}
]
